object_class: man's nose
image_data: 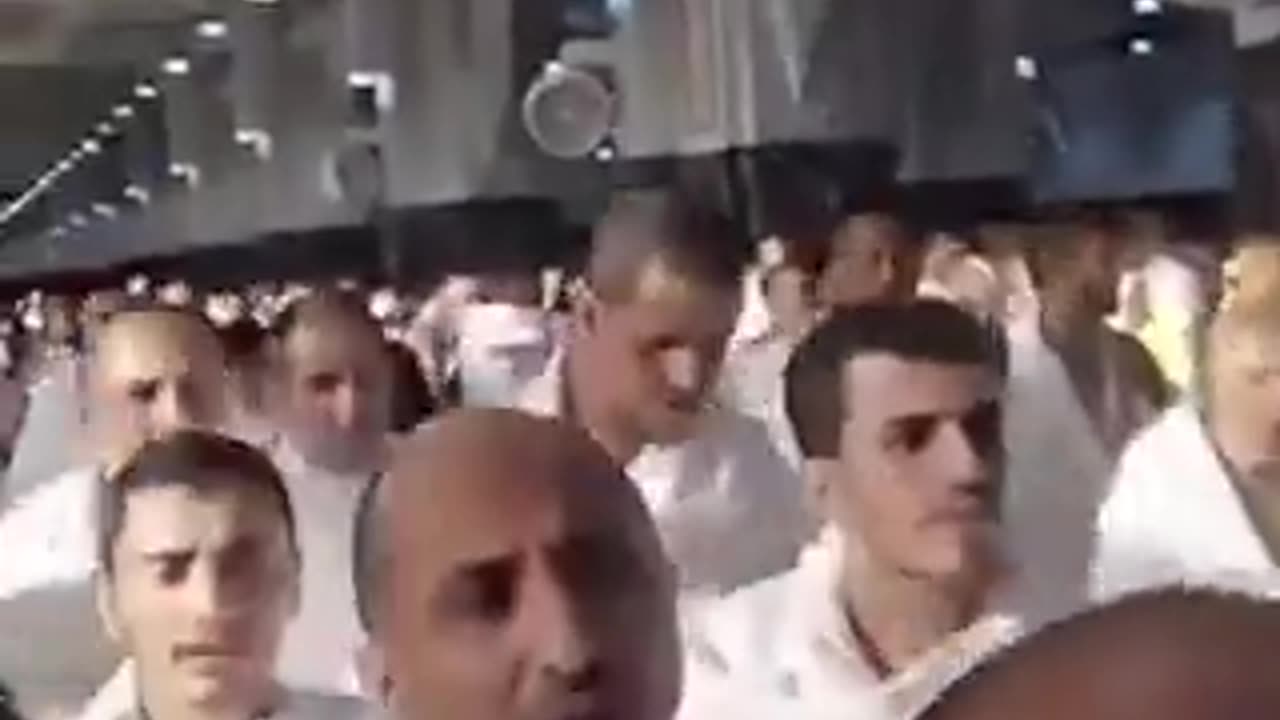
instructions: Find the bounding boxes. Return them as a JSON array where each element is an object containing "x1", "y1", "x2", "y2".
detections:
[
  {"x1": 153, "y1": 386, "x2": 196, "y2": 431},
  {"x1": 934, "y1": 421, "x2": 988, "y2": 487},
  {"x1": 661, "y1": 349, "x2": 706, "y2": 396},
  {"x1": 525, "y1": 569, "x2": 601, "y2": 690}
]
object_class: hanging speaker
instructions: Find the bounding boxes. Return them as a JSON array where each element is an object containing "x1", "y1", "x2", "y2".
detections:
[{"x1": 522, "y1": 62, "x2": 616, "y2": 158}]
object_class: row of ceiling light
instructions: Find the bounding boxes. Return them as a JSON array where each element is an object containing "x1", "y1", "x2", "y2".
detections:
[{"x1": 0, "y1": 0, "x2": 283, "y2": 240}]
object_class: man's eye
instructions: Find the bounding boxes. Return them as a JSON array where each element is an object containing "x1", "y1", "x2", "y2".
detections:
[
  {"x1": 892, "y1": 419, "x2": 935, "y2": 454},
  {"x1": 128, "y1": 382, "x2": 160, "y2": 405},
  {"x1": 157, "y1": 555, "x2": 192, "y2": 585},
  {"x1": 445, "y1": 567, "x2": 516, "y2": 623}
]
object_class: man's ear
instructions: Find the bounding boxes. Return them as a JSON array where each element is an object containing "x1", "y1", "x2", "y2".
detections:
[
  {"x1": 95, "y1": 570, "x2": 123, "y2": 644},
  {"x1": 804, "y1": 459, "x2": 841, "y2": 519},
  {"x1": 355, "y1": 642, "x2": 392, "y2": 706}
]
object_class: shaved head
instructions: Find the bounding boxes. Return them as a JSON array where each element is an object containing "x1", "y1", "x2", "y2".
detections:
[
  {"x1": 357, "y1": 410, "x2": 679, "y2": 720},
  {"x1": 88, "y1": 308, "x2": 228, "y2": 465},
  {"x1": 922, "y1": 589, "x2": 1280, "y2": 720}
]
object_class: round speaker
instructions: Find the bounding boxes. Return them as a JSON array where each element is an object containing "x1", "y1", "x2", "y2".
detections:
[{"x1": 522, "y1": 62, "x2": 616, "y2": 159}]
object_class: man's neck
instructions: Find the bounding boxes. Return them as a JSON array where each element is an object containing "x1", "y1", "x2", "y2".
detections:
[
  {"x1": 840, "y1": 557, "x2": 986, "y2": 678},
  {"x1": 138, "y1": 684, "x2": 277, "y2": 720},
  {"x1": 564, "y1": 346, "x2": 646, "y2": 464}
]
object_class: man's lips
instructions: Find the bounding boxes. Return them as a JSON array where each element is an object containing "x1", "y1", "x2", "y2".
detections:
[{"x1": 173, "y1": 642, "x2": 250, "y2": 662}]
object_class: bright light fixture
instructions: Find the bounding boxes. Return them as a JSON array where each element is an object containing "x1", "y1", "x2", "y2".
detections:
[
  {"x1": 134, "y1": 83, "x2": 160, "y2": 99},
  {"x1": 81, "y1": 139, "x2": 102, "y2": 155},
  {"x1": 112, "y1": 104, "x2": 136, "y2": 120},
  {"x1": 196, "y1": 20, "x2": 229, "y2": 40},
  {"x1": 163, "y1": 56, "x2": 192, "y2": 77}
]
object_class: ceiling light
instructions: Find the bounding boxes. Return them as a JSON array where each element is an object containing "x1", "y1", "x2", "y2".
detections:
[
  {"x1": 162, "y1": 56, "x2": 192, "y2": 77},
  {"x1": 112, "y1": 104, "x2": 135, "y2": 120},
  {"x1": 1133, "y1": 0, "x2": 1161, "y2": 16},
  {"x1": 92, "y1": 203, "x2": 118, "y2": 220},
  {"x1": 68, "y1": 212, "x2": 89, "y2": 229},
  {"x1": 124, "y1": 185, "x2": 152, "y2": 205},
  {"x1": 81, "y1": 139, "x2": 102, "y2": 155},
  {"x1": 96, "y1": 122, "x2": 116, "y2": 137},
  {"x1": 196, "y1": 19, "x2": 229, "y2": 40},
  {"x1": 1130, "y1": 37, "x2": 1154, "y2": 55},
  {"x1": 56, "y1": 159, "x2": 74, "y2": 173},
  {"x1": 134, "y1": 83, "x2": 160, "y2": 100}
]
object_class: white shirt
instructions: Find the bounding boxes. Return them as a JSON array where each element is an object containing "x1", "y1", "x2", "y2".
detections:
[
  {"x1": 515, "y1": 351, "x2": 811, "y2": 595},
  {"x1": 718, "y1": 332, "x2": 802, "y2": 470},
  {"x1": 3, "y1": 354, "x2": 87, "y2": 505},
  {"x1": 0, "y1": 466, "x2": 121, "y2": 718},
  {"x1": 1092, "y1": 403, "x2": 1280, "y2": 601},
  {"x1": 1001, "y1": 320, "x2": 1116, "y2": 626},
  {"x1": 270, "y1": 441, "x2": 369, "y2": 696},
  {"x1": 678, "y1": 528, "x2": 1023, "y2": 720}
]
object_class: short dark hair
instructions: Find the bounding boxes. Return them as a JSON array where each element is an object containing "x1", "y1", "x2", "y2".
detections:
[
  {"x1": 587, "y1": 188, "x2": 749, "y2": 303},
  {"x1": 98, "y1": 431, "x2": 298, "y2": 575},
  {"x1": 784, "y1": 300, "x2": 1001, "y2": 459},
  {"x1": 352, "y1": 473, "x2": 386, "y2": 633}
]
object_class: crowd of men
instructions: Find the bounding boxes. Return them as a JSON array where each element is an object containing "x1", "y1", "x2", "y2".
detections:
[{"x1": 0, "y1": 189, "x2": 1279, "y2": 720}]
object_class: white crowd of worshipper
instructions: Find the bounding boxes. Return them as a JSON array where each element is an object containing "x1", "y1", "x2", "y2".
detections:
[{"x1": 0, "y1": 189, "x2": 1278, "y2": 720}]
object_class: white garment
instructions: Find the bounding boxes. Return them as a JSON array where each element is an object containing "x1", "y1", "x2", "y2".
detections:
[
  {"x1": 1001, "y1": 320, "x2": 1115, "y2": 626},
  {"x1": 1092, "y1": 403, "x2": 1280, "y2": 601},
  {"x1": 0, "y1": 466, "x2": 120, "y2": 718},
  {"x1": 678, "y1": 528, "x2": 1023, "y2": 720},
  {"x1": 270, "y1": 441, "x2": 368, "y2": 696},
  {"x1": 3, "y1": 355, "x2": 87, "y2": 505},
  {"x1": 455, "y1": 304, "x2": 559, "y2": 408},
  {"x1": 515, "y1": 352, "x2": 811, "y2": 595},
  {"x1": 718, "y1": 333, "x2": 802, "y2": 470}
]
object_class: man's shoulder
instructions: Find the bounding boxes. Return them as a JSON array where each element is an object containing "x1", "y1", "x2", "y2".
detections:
[{"x1": 682, "y1": 568, "x2": 799, "y2": 676}]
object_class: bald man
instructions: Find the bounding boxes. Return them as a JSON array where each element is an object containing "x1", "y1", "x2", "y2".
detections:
[
  {"x1": 265, "y1": 289, "x2": 394, "y2": 694},
  {"x1": 353, "y1": 410, "x2": 681, "y2": 720},
  {"x1": 1093, "y1": 300, "x2": 1280, "y2": 601},
  {"x1": 0, "y1": 307, "x2": 230, "y2": 718},
  {"x1": 920, "y1": 588, "x2": 1280, "y2": 720}
]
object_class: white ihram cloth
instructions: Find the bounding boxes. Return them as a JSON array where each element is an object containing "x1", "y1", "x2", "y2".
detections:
[
  {"x1": 515, "y1": 352, "x2": 811, "y2": 596},
  {"x1": 1092, "y1": 403, "x2": 1280, "y2": 602},
  {"x1": 3, "y1": 354, "x2": 87, "y2": 505},
  {"x1": 678, "y1": 527, "x2": 1023, "y2": 720},
  {"x1": 718, "y1": 333, "x2": 802, "y2": 471},
  {"x1": 1001, "y1": 320, "x2": 1117, "y2": 626}
]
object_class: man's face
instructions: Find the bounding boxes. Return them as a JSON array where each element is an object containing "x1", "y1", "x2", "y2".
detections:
[
  {"x1": 1211, "y1": 334, "x2": 1280, "y2": 476},
  {"x1": 824, "y1": 355, "x2": 1003, "y2": 581},
  {"x1": 819, "y1": 215, "x2": 921, "y2": 310},
  {"x1": 380, "y1": 447, "x2": 680, "y2": 720},
  {"x1": 1052, "y1": 230, "x2": 1125, "y2": 318},
  {"x1": 279, "y1": 319, "x2": 392, "y2": 474},
  {"x1": 582, "y1": 261, "x2": 739, "y2": 446},
  {"x1": 93, "y1": 317, "x2": 229, "y2": 464},
  {"x1": 101, "y1": 482, "x2": 298, "y2": 715}
]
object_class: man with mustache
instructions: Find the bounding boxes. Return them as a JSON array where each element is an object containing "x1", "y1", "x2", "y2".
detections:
[
  {"x1": 352, "y1": 410, "x2": 681, "y2": 720},
  {"x1": 680, "y1": 302, "x2": 1022, "y2": 720},
  {"x1": 516, "y1": 188, "x2": 808, "y2": 594},
  {"x1": 93, "y1": 430, "x2": 365, "y2": 720}
]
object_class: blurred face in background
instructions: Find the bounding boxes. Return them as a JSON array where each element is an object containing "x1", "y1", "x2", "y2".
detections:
[
  {"x1": 277, "y1": 313, "x2": 392, "y2": 475},
  {"x1": 100, "y1": 480, "x2": 299, "y2": 720},
  {"x1": 90, "y1": 313, "x2": 230, "y2": 467},
  {"x1": 819, "y1": 214, "x2": 921, "y2": 310}
]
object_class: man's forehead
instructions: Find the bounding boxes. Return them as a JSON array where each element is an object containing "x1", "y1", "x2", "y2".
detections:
[
  {"x1": 843, "y1": 354, "x2": 998, "y2": 414},
  {"x1": 96, "y1": 316, "x2": 219, "y2": 376},
  {"x1": 118, "y1": 484, "x2": 286, "y2": 553}
]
